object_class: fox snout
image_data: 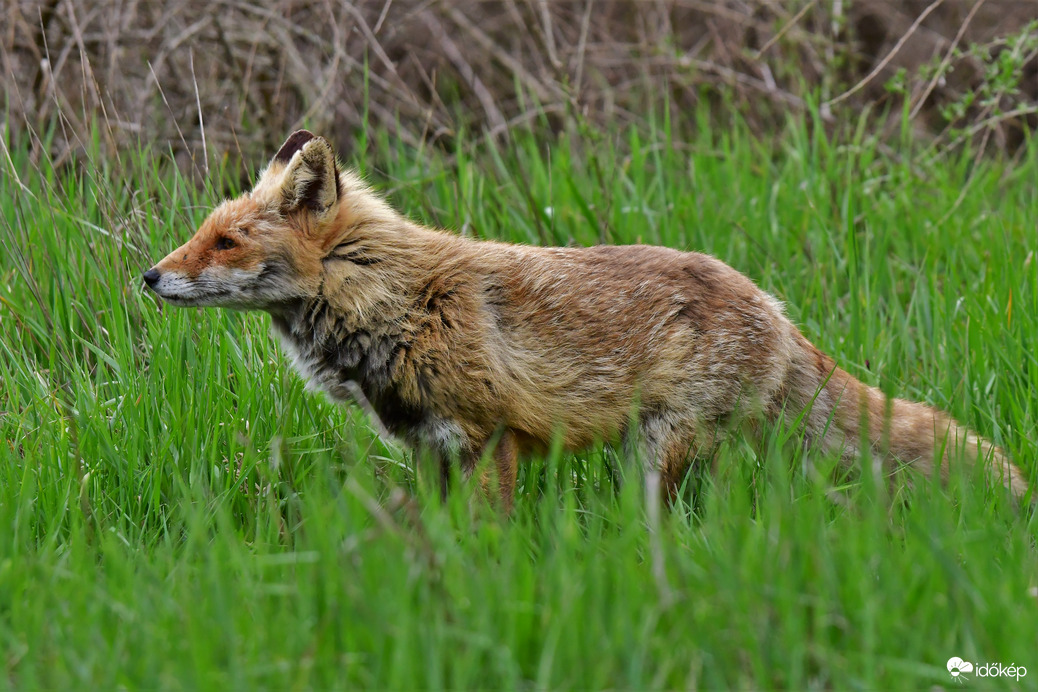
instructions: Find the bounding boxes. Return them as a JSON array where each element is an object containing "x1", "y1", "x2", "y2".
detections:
[
  {"x1": 141, "y1": 263, "x2": 196, "y2": 306},
  {"x1": 142, "y1": 259, "x2": 262, "y2": 309}
]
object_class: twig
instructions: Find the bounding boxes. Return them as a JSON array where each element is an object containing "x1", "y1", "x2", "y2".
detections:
[
  {"x1": 340, "y1": 1, "x2": 424, "y2": 110},
  {"x1": 373, "y1": 0, "x2": 394, "y2": 34},
  {"x1": 147, "y1": 60, "x2": 195, "y2": 176},
  {"x1": 423, "y1": 11, "x2": 507, "y2": 135},
  {"x1": 909, "y1": 0, "x2": 988, "y2": 120},
  {"x1": 573, "y1": 0, "x2": 594, "y2": 97},
  {"x1": 445, "y1": 6, "x2": 567, "y2": 104},
  {"x1": 826, "y1": 0, "x2": 947, "y2": 108},
  {"x1": 189, "y1": 50, "x2": 208, "y2": 175},
  {"x1": 754, "y1": 0, "x2": 818, "y2": 60},
  {"x1": 536, "y1": 0, "x2": 562, "y2": 69}
]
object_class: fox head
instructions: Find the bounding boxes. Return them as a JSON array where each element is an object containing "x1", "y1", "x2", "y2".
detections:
[{"x1": 144, "y1": 130, "x2": 386, "y2": 312}]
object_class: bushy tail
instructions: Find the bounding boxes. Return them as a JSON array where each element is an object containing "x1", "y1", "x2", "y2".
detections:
[{"x1": 790, "y1": 336, "x2": 1030, "y2": 499}]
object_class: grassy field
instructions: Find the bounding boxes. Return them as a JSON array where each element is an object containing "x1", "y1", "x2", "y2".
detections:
[{"x1": 1, "y1": 115, "x2": 1037, "y2": 689}]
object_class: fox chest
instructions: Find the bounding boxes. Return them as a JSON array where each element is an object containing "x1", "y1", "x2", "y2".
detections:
[{"x1": 270, "y1": 317, "x2": 468, "y2": 456}]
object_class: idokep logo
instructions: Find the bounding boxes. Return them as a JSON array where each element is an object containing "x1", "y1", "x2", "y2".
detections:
[
  {"x1": 947, "y1": 658, "x2": 974, "y2": 681},
  {"x1": 947, "y1": 657, "x2": 1028, "y2": 683}
]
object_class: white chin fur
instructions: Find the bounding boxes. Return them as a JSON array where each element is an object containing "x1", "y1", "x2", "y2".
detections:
[{"x1": 151, "y1": 268, "x2": 259, "y2": 308}]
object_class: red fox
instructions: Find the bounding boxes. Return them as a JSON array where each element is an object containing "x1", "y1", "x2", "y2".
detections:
[{"x1": 144, "y1": 130, "x2": 1029, "y2": 509}]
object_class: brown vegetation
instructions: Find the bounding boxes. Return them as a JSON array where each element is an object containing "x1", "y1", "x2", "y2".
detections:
[{"x1": 2, "y1": 0, "x2": 1037, "y2": 168}]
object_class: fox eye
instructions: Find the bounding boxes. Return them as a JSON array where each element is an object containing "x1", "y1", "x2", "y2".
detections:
[{"x1": 214, "y1": 237, "x2": 237, "y2": 251}]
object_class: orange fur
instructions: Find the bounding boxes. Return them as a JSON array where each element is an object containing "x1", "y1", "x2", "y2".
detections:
[{"x1": 145, "y1": 130, "x2": 1030, "y2": 507}]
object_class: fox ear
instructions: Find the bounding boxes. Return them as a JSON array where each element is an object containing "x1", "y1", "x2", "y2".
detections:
[
  {"x1": 273, "y1": 129, "x2": 316, "y2": 164},
  {"x1": 276, "y1": 133, "x2": 340, "y2": 220}
]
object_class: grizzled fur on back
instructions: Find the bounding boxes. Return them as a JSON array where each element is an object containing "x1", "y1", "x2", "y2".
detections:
[{"x1": 145, "y1": 130, "x2": 1030, "y2": 509}]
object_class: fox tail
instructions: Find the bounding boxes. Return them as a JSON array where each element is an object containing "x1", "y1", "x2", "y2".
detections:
[{"x1": 789, "y1": 336, "x2": 1029, "y2": 499}]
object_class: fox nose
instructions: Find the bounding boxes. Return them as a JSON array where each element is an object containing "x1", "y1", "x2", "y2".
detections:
[{"x1": 142, "y1": 268, "x2": 161, "y2": 288}]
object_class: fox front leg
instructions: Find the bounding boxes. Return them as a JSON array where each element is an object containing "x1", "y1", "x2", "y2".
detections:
[
  {"x1": 427, "y1": 428, "x2": 518, "y2": 513},
  {"x1": 475, "y1": 429, "x2": 519, "y2": 513}
]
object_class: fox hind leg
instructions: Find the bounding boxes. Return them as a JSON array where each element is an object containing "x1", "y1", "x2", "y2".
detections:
[{"x1": 625, "y1": 414, "x2": 720, "y2": 505}]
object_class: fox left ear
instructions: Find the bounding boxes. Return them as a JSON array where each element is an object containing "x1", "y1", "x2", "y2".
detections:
[{"x1": 277, "y1": 134, "x2": 340, "y2": 221}]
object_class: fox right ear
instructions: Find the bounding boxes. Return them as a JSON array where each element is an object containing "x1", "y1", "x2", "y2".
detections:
[
  {"x1": 272, "y1": 130, "x2": 316, "y2": 164},
  {"x1": 274, "y1": 134, "x2": 341, "y2": 221}
]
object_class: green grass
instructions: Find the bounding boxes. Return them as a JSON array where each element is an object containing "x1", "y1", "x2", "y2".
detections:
[{"x1": 1, "y1": 114, "x2": 1037, "y2": 690}]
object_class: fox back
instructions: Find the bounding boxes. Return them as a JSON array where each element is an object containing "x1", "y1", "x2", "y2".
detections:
[{"x1": 145, "y1": 131, "x2": 1029, "y2": 509}]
